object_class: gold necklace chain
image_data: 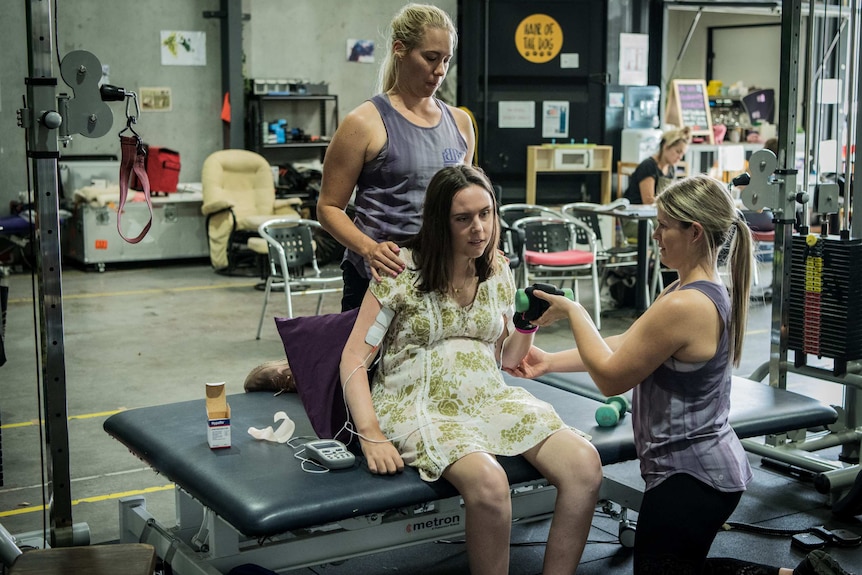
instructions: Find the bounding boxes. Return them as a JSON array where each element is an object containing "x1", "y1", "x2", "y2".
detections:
[
  {"x1": 451, "y1": 260, "x2": 476, "y2": 294},
  {"x1": 452, "y1": 275, "x2": 476, "y2": 294}
]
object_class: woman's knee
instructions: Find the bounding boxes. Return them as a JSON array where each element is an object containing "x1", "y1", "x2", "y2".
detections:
[
  {"x1": 539, "y1": 432, "x2": 603, "y2": 491},
  {"x1": 447, "y1": 454, "x2": 511, "y2": 511}
]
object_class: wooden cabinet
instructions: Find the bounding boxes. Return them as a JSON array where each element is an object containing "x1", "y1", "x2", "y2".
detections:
[
  {"x1": 525, "y1": 145, "x2": 613, "y2": 205},
  {"x1": 246, "y1": 94, "x2": 339, "y2": 161}
]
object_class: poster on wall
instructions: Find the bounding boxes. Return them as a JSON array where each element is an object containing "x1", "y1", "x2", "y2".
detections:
[
  {"x1": 347, "y1": 39, "x2": 375, "y2": 63},
  {"x1": 514, "y1": 13, "x2": 563, "y2": 64},
  {"x1": 160, "y1": 31, "x2": 206, "y2": 66},
  {"x1": 542, "y1": 101, "x2": 569, "y2": 138},
  {"x1": 619, "y1": 33, "x2": 648, "y2": 86},
  {"x1": 140, "y1": 87, "x2": 172, "y2": 112},
  {"x1": 499, "y1": 101, "x2": 535, "y2": 128}
]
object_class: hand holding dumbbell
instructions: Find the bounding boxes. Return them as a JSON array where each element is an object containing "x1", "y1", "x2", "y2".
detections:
[
  {"x1": 513, "y1": 283, "x2": 575, "y2": 332},
  {"x1": 595, "y1": 395, "x2": 630, "y2": 427}
]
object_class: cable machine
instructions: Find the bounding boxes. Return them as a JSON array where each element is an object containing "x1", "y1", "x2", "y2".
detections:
[
  {"x1": 737, "y1": 0, "x2": 861, "y2": 513},
  {"x1": 7, "y1": 0, "x2": 244, "y2": 554},
  {"x1": 12, "y1": 0, "x2": 144, "y2": 549}
]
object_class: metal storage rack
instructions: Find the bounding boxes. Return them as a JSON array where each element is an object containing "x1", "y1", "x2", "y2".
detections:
[{"x1": 246, "y1": 94, "x2": 339, "y2": 161}]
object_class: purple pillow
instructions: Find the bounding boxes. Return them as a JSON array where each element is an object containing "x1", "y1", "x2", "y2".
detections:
[{"x1": 275, "y1": 308, "x2": 360, "y2": 442}]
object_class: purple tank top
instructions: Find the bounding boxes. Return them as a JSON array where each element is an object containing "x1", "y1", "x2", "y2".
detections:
[
  {"x1": 632, "y1": 280, "x2": 752, "y2": 492},
  {"x1": 344, "y1": 94, "x2": 468, "y2": 278}
]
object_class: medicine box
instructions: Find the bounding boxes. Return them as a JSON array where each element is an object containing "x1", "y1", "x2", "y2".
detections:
[{"x1": 205, "y1": 382, "x2": 231, "y2": 449}]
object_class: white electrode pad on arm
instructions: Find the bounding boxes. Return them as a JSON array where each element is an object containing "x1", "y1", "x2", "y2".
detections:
[{"x1": 365, "y1": 307, "x2": 395, "y2": 347}]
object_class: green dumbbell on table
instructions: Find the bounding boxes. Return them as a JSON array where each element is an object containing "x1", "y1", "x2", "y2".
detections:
[{"x1": 595, "y1": 395, "x2": 631, "y2": 427}]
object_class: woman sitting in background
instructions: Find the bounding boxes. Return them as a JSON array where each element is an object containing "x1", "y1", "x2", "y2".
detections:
[{"x1": 624, "y1": 126, "x2": 691, "y2": 206}]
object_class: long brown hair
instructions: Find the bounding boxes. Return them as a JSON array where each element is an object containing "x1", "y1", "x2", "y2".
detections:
[{"x1": 405, "y1": 165, "x2": 500, "y2": 293}]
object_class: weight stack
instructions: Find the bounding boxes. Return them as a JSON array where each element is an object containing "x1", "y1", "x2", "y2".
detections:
[{"x1": 788, "y1": 235, "x2": 862, "y2": 364}]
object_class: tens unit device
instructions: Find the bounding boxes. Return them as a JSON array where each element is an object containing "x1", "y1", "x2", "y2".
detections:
[{"x1": 304, "y1": 439, "x2": 356, "y2": 470}]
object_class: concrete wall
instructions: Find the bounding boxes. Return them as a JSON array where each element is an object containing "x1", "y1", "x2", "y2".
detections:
[
  {"x1": 0, "y1": 0, "x2": 455, "y2": 210},
  {"x1": 0, "y1": 1, "x2": 222, "y2": 208}
]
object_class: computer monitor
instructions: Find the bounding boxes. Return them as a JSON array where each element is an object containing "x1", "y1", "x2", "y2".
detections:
[{"x1": 741, "y1": 89, "x2": 775, "y2": 125}]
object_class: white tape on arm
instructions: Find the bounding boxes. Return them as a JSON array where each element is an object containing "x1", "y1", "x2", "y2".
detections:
[{"x1": 365, "y1": 307, "x2": 395, "y2": 347}]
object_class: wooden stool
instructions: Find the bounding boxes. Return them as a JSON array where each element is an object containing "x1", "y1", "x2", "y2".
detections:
[{"x1": 9, "y1": 543, "x2": 156, "y2": 575}]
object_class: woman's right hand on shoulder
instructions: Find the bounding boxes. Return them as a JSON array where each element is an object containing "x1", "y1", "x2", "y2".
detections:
[
  {"x1": 365, "y1": 240, "x2": 405, "y2": 282},
  {"x1": 359, "y1": 434, "x2": 404, "y2": 475}
]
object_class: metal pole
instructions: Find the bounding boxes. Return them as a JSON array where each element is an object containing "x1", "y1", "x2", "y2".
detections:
[
  {"x1": 768, "y1": 0, "x2": 803, "y2": 390},
  {"x1": 23, "y1": 0, "x2": 75, "y2": 547},
  {"x1": 844, "y1": 0, "x2": 862, "y2": 465},
  {"x1": 853, "y1": 4, "x2": 862, "y2": 241},
  {"x1": 223, "y1": 0, "x2": 244, "y2": 149},
  {"x1": 844, "y1": 0, "x2": 860, "y2": 237}
]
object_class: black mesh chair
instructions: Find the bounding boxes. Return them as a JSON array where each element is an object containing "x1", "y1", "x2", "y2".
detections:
[{"x1": 500, "y1": 204, "x2": 601, "y2": 329}]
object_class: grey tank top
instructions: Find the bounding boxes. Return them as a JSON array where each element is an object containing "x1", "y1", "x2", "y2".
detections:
[
  {"x1": 632, "y1": 280, "x2": 752, "y2": 492},
  {"x1": 344, "y1": 94, "x2": 468, "y2": 278}
]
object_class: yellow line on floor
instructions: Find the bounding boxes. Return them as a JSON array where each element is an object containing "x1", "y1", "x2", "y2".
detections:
[
  {"x1": 69, "y1": 410, "x2": 124, "y2": 420},
  {"x1": 0, "y1": 484, "x2": 175, "y2": 517},
  {"x1": 8, "y1": 281, "x2": 258, "y2": 304},
  {"x1": 1, "y1": 410, "x2": 124, "y2": 430}
]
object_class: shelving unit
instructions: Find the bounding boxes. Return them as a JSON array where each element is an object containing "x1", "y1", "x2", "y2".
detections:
[
  {"x1": 525, "y1": 145, "x2": 613, "y2": 205},
  {"x1": 246, "y1": 94, "x2": 339, "y2": 161}
]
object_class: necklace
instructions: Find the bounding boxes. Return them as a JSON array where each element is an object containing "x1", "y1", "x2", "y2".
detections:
[
  {"x1": 452, "y1": 275, "x2": 476, "y2": 294},
  {"x1": 451, "y1": 260, "x2": 476, "y2": 294}
]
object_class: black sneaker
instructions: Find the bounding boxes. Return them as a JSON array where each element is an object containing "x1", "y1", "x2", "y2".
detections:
[{"x1": 794, "y1": 550, "x2": 855, "y2": 575}]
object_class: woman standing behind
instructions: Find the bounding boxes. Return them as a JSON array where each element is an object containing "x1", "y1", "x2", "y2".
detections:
[{"x1": 317, "y1": 3, "x2": 475, "y2": 311}]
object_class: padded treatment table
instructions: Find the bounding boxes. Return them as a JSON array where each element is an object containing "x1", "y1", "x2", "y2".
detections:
[
  {"x1": 104, "y1": 375, "x2": 837, "y2": 575},
  {"x1": 537, "y1": 372, "x2": 840, "y2": 437}
]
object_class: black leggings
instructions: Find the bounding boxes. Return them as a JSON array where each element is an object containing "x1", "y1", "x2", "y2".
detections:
[
  {"x1": 340, "y1": 260, "x2": 370, "y2": 312},
  {"x1": 634, "y1": 473, "x2": 780, "y2": 575}
]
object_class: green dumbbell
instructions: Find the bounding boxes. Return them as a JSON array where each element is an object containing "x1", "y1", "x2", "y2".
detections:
[
  {"x1": 595, "y1": 395, "x2": 630, "y2": 427},
  {"x1": 514, "y1": 283, "x2": 575, "y2": 321}
]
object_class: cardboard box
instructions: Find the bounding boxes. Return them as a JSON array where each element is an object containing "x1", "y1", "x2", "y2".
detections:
[{"x1": 206, "y1": 382, "x2": 231, "y2": 449}]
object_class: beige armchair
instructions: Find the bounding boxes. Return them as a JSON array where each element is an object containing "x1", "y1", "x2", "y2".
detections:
[{"x1": 201, "y1": 149, "x2": 300, "y2": 273}]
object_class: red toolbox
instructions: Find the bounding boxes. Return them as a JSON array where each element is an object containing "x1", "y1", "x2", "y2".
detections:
[{"x1": 131, "y1": 145, "x2": 181, "y2": 194}]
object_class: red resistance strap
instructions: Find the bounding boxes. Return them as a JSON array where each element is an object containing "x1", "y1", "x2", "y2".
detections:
[{"x1": 118, "y1": 135, "x2": 154, "y2": 244}]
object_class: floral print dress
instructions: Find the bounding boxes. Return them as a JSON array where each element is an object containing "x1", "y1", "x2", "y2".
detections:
[{"x1": 368, "y1": 249, "x2": 586, "y2": 481}]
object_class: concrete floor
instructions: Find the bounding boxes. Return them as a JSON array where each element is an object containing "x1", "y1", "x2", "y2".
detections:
[{"x1": 0, "y1": 256, "x2": 860, "y2": 574}]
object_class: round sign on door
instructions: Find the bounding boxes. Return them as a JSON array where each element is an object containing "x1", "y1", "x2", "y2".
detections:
[{"x1": 515, "y1": 14, "x2": 563, "y2": 64}]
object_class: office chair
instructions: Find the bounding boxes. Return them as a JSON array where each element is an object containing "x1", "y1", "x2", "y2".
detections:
[
  {"x1": 499, "y1": 204, "x2": 565, "y2": 289},
  {"x1": 561, "y1": 202, "x2": 639, "y2": 274},
  {"x1": 616, "y1": 161, "x2": 639, "y2": 199},
  {"x1": 255, "y1": 218, "x2": 343, "y2": 339},
  {"x1": 201, "y1": 150, "x2": 301, "y2": 275}
]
